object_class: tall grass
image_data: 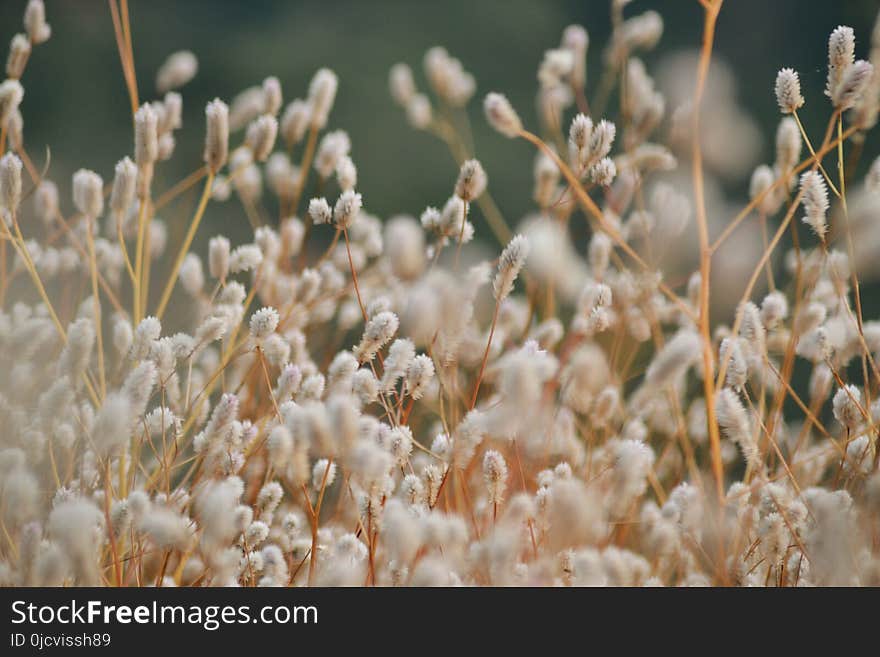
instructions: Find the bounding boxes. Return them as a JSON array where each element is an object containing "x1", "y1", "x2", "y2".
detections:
[{"x1": 0, "y1": 0, "x2": 879, "y2": 587}]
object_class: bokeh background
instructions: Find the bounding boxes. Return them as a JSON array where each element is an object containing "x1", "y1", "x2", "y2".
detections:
[{"x1": 3, "y1": 0, "x2": 880, "y2": 311}]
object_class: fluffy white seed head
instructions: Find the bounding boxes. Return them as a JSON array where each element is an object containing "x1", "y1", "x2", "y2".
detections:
[
  {"x1": 159, "y1": 92, "x2": 183, "y2": 132},
  {"x1": 250, "y1": 307, "x2": 280, "y2": 343},
  {"x1": 109, "y1": 157, "x2": 137, "y2": 216},
  {"x1": 262, "y1": 76, "x2": 283, "y2": 116},
  {"x1": 775, "y1": 68, "x2": 804, "y2": 114},
  {"x1": 388, "y1": 426, "x2": 413, "y2": 465},
  {"x1": 24, "y1": 1, "x2": 52, "y2": 44},
  {"x1": 569, "y1": 113, "x2": 593, "y2": 155},
  {"x1": 644, "y1": 329, "x2": 702, "y2": 389},
  {"x1": 832, "y1": 60, "x2": 874, "y2": 110},
  {"x1": 590, "y1": 157, "x2": 617, "y2": 187},
  {"x1": 92, "y1": 392, "x2": 134, "y2": 456},
  {"x1": 308, "y1": 68, "x2": 338, "y2": 129},
  {"x1": 134, "y1": 103, "x2": 159, "y2": 166},
  {"x1": 179, "y1": 254, "x2": 204, "y2": 296},
  {"x1": 0, "y1": 80, "x2": 23, "y2": 125},
  {"x1": 833, "y1": 384, "x2": 863, "y2": 430},
  {"x1": 484, "y1": 92, "x2": 523, "y2": 138},
  {"x1": 737, "y1": 300, "x2": 766, "y2": 352},
  {"x1": 561, "y1": 24, "x2": 589, "y2": 87},
  {"x1": 131, "y1": 315, "x2": 161, "y2": 360},
  {"x1": 715, "y1": 388, "x2": 759, "y2": 469},
  {"x1": 47, "y1": 499, "x2": 104, "y2": 585},
  {"x1": 719, "y1": 337, "x2": 748, "y2": 391},
  {"x1": 533, "y1": 149, "x2": 560, "y2": 207},
  {"x1": 327, "y1": 351, "x2": 358, "y2": 391},
  {"x1": 424, "y1": 46, "x2": 475, "y2": 107},
  {"x1": 33, "y1": 180, "x2": 58, "y2": 225},
  {"x1": 208, "y1": 235, "x2": 230, "y2": 280},
  {"x1": 72, "y1": 169, "x2": 104, "y2": 219},
  {"x1": 400, "y1": 473, "x2": 425, "y2": 507},
  {"x1": 308, "y1": 197, "x2": 332, "y2": 225},
  {"x1": 775, "y1": 117, "x2": 802, "y2": 174},
  {"x1": 800, "y1": 170, "x2": 829, "y2": 239},
  {"x1": 158, "y1": 129, "x2": 177, "y2": 161},
  {"x1": 380, "y1": 338, "x2": 415, "y2": 392},
  {"x1": 5, "y1": 107, "x2": 23, "y2": 152},
  {"x1": 389, "y1": 62, "x2": 416, "y2": 106},
  {"x1": 354, "y1": 311, "x2": 399, "y2": 362},
  {"x1": 352, "y1": 368, "x2": 378, "y2": 405},
  {"x1": 333, "y1": 190, "x2": 362, "y2": 228},
  {"x1": 749, "y1": 164, "x2": 781, "y2": 216},
  {"x1": 761, "y1": 291, "x2": 789, "y2": 329},
  {"x1": 609, "y1": 10, "x2": 663, "y2": 65},
  {"x1": 316, "y1": 133, "x2": 351, "y2": 182},
  {"x1": 156, "y1": 50, "x2": 198, "y2": 93},
  {"x1": 587, "y1": 119, "x2": 616, "y2": 165},
  {"x1": 336, "y1": 155, "x2": 357, "y2": 192},
  {"x1": 60, "y1": 317, "x2": 95, "y2": 379},
  {"x1": 493, "y1": 234, "x2": 530, "y2": 301},
  {"x1": 6, "y1": 33, "x2": 30, "y2": 80},
  {"x1": 609, "y1": 439, "x2": 655, "y2": 518},
  {"x1": 113, "y1": 316, "x2": 133, "y2": 357},
  {"x1": 229, "y1": 244, "x2": 263, "y2": 273},
  {"x1": 280, "y1": 99, "x2": 310, "y2": 146},
  {"x1": 454, "y1": 159, "x2": 487, "y2": 202},
  {"x1": 245, "y1": 114, "x2": 278, "y2": 161},
  {"x1": 406, "y1": 93, "x2": 432, "y2": 129},
  {"x1": 826, "y1": 26, "x2": 856, "y2": 101},
  {"x1": 483, "y1": 450, "x2": 508, "y2": 505},
  {"x1": 587, "y1": 230, "x2": 614, "y2": 278},
  {"x1": 0, "y1": 153, "x2": 22, "y2": 215},
  {"x1": 405, "y1": 354, "x2": 435, "y2": 400},
  {"x1": 123, "y1": 360, "x2": 158, "y2": 418},
  {"x1": 204, "y1": 99, "x2": 230, "y2": 173},
  {"x1": 312, "y1": 459, "x2": 337, "y2": 491}
]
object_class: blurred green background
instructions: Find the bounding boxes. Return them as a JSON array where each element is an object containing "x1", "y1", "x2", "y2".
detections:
[{"x1": 3, "y1": 0, "x2": 880, "y2": 251}]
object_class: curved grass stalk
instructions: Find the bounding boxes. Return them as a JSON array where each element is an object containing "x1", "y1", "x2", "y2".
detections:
[
  {"x1": 155, "y1": 170, "x2": 214, "y2": 319},
  {"x1": 85, "y1": 217, "x2": 107, "y2": 398},
  {"x1": 691, "y1": 0, "x2": 725, "y2": 508}
]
